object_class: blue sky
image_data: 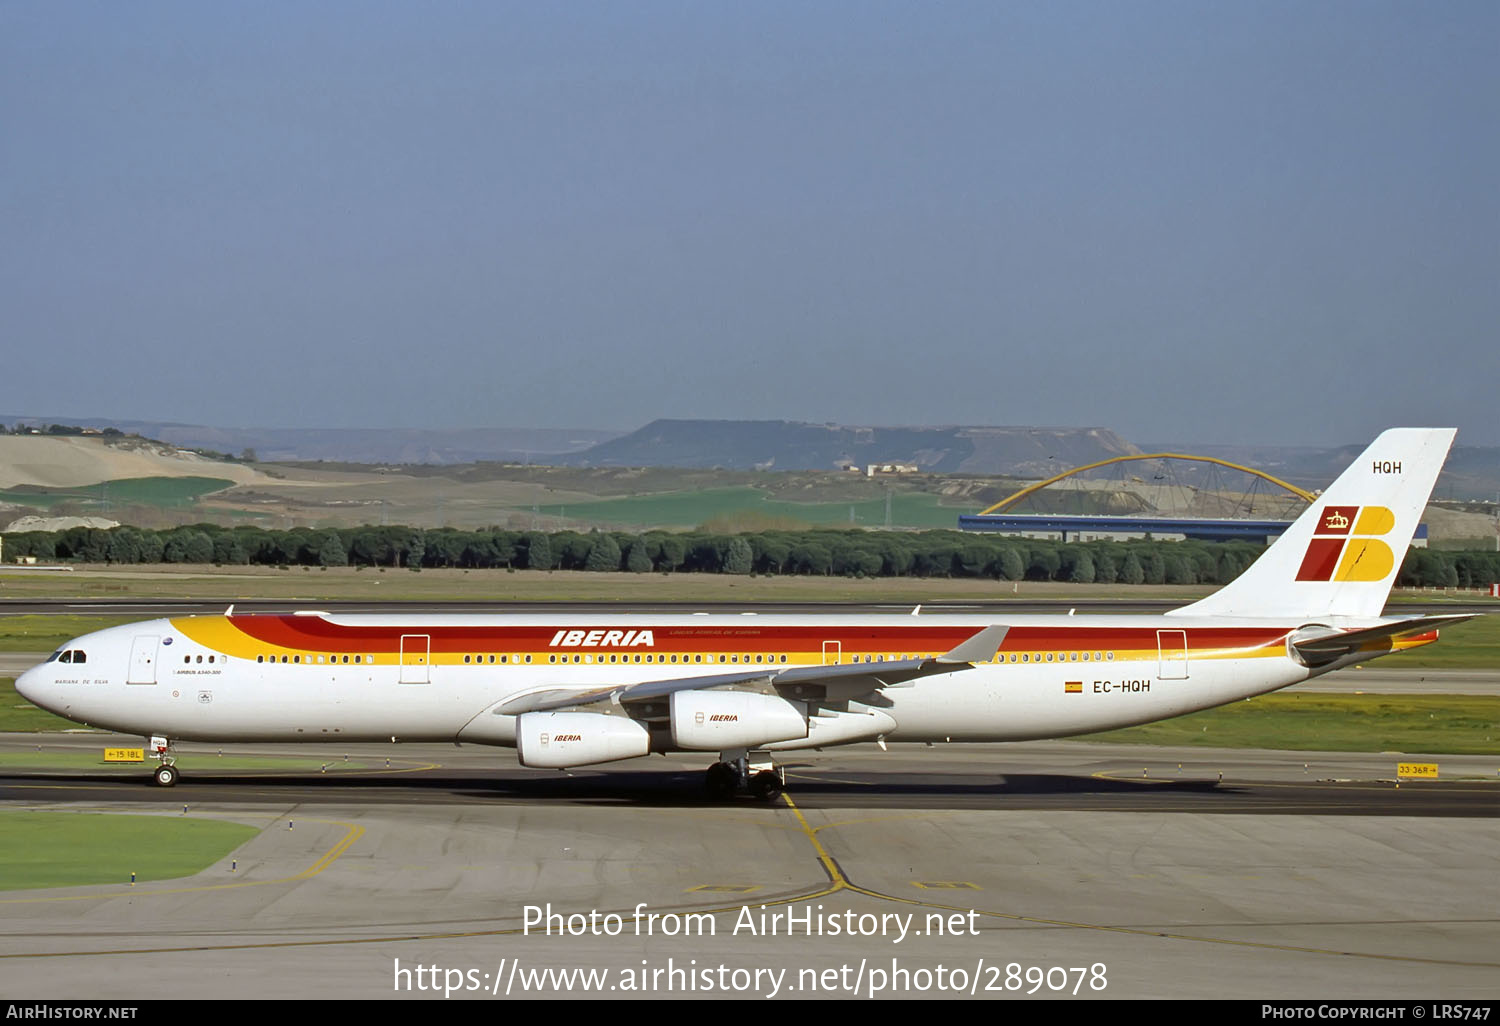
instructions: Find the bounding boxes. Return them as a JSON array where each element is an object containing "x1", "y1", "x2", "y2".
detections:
[{"x1": 3, "y1": 2, "x2": 1496, "y2": 445}]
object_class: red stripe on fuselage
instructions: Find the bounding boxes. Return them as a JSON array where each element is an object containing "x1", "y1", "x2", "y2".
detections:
[{"x1": 225, "y1": 616, "x2": 1289, "y2": 655}]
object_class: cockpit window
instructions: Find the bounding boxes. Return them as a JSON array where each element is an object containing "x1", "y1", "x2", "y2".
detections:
[
  {"x1": 47, "y1": 650, "x2": 63, "y2": 663},
  {"x1": 72, "y1": 650, "x2": 86, "y2": 664},
  {"x1": 59, "y1": 651, "x2": 73, "y2": 664}
]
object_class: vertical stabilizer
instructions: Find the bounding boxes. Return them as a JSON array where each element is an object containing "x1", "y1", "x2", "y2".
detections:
[{"x1": 1170, "y1": 428, "x2": 1455, "y2": 619}]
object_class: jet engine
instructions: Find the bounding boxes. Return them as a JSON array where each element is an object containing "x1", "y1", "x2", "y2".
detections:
[
  {"x1": 670, "y1": 690, "x2": 808, "y2": 750},
  {"x1": 515, "y1": 711, "x2": 651, "y2": 769}
]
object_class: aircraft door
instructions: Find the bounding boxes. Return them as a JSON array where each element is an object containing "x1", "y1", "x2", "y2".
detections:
[
  {"x1": 400, "y1": 634, "x2": 431, "y2": 684},
  {"x1": 1157, "y1": 630, "x2": 1188, "y2": 680},
  {"x1": 127, "y1": 636, "x2": 159, "y2": 684}
]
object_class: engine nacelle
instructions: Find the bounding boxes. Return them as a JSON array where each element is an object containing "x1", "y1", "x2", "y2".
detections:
[
  {"x1": 671, "y1": 690, "x2": 808, "y2": 750},
  {"x1": 515, "y1": 711, "x2": 651, "y2": 769}
]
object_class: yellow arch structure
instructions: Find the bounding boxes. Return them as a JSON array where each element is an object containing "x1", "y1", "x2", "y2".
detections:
[{"x1": 976, "y1": 453, "x2": 1316, "y2": 515}]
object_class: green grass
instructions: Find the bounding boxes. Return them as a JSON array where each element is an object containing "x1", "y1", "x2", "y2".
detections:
[
  {"x1": 0, "y1": 476, "x2": 234, "y2": 510},
  {"x1": 518, "y1": 488, "x2": 962, "y2": 529},
  {"x1": 1, "y1": 678, "x2": 83, "y2": 731},
  {"x1": 0, "y1": 615, "x2": 140, "y2": 652},
  {"x1": 1081, "y1": 693, "x2": 1500, "y2": 755},
  {"x1": 1382, "y1": 615, "x2": 1500, "y2": 668},
  {"x1": 0, "y1": 750, "x2": 380, "y2": 771},
  {"x1": 0, "y1": 810, "x2": 259, "y2": 890}
]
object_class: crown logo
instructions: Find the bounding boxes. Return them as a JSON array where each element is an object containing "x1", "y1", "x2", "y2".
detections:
[{"x1": 1324, "y1": 512, "x2": 1349, "y2": 530}]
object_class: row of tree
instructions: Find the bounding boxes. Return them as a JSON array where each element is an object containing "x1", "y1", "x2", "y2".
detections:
[{"x1": 4, "y1": 523, "x2": 1497, "y2": 588}]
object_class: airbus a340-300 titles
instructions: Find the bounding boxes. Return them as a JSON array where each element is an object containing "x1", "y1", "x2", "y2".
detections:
[{"x1": 17, "y1": 429, "x2": 1474, "y2": 799}]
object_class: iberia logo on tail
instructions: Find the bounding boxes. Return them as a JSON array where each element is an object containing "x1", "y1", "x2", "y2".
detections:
[{"x1": 1295, "y1": 505, "x2": 1397, "y2": 582}]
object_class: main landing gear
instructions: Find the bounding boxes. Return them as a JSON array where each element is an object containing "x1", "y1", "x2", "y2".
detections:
[
  {"x1": 148, "y1": 735, "x2": 179, "y2": 787},
  {"x1": 704, "y1": 751, "x2": 785, "y2": 802}
]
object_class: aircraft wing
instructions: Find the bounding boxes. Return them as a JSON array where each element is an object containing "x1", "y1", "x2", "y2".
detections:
[
  {"x1": 1291, "y1": 614, "x2": 1476, "y2": 659},
  {"x1": 496, "y1": 625, "x2": 1008, "y2": 715}
]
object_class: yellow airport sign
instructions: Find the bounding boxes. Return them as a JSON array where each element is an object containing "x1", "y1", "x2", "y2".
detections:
[
  {"x1": 1396, "y1": 762, "x2": 1438, "y2": 779},
  {"x1": 104, "y1": 748, "x2": 144, "y2": 763}
]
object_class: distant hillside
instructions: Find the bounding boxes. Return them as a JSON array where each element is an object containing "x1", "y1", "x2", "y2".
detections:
[
  {"x1": 1151, "y1": 441, "x2": 1500, "y2": 501},
  {"x1": 560, "y1": 420, "x2": 1141, "y2": 475},
  {"x1": 1, "y1": 417, "x2": 619, "y2": 465},
  {"x1": 0, "y1": 435, "x2": 261, "y2": 490}
]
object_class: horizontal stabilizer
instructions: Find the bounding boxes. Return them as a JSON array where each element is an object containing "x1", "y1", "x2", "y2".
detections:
[{"x1": 1291, "y1": 614, "x2": 1475, "y2": 659}]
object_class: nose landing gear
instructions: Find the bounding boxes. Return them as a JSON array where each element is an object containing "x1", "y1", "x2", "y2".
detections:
[{"x1": 148, "y1": 735, "x2": 179, "y2": 787}]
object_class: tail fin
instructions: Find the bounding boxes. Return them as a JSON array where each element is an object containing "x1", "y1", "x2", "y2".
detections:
[{"x1": 1171, "y1": 428, "x2": 1455, "y2": 619}]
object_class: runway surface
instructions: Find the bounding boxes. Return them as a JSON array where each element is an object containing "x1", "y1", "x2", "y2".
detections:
[{"x1": 1, "y1": 733, "x2": 1495, "y2": 1000}]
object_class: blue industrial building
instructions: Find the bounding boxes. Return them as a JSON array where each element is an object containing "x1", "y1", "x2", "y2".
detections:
[{"x1": 957, "y1": 513, "x2": 1428, "y2": 545}]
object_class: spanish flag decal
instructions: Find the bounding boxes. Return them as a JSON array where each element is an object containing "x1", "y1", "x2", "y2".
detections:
[
  {"x1": 1064, "y1": 681, "x2": 1083, "y2": 694},
  {"x1": 1296, "y1": 505, "x2": 1397, "y2": 582}
]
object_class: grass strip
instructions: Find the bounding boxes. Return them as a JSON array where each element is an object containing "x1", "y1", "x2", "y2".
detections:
[
  {"x1": 0, "y1": 750, "x2": 376, "y2": 772},
  {"x1": 0, "y1": 615, "x2": 141, "y2": 653},
  {"x1": 0, "y1": 678, "x2": 84, "y2": 731},
  {"x1": 0, "y1": 809, "x2": 259, "y2": 890},
  {"x1": 1081, "y1": 693, "x2": 1500, "y2": 755}
]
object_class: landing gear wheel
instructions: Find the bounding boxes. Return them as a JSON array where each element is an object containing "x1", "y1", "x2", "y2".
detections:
[
  {"x1": 153, "y1": 764, "x2": 179, "y2": 788},
  {"x1": 704, "y1": 762, "x2": 740, "y2": 800},
  {"x1": 749, "y1": 770, "x2": 783, "y2": 802}
]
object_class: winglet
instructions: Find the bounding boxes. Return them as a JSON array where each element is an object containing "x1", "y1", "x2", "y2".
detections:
[{"x1": 937, "y1": 625, "x2": 1008, "y2": 664}]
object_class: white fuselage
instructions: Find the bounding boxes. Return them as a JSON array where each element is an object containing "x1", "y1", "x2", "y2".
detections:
[{"x1": 15, "y1": 612, "x2": 1369, "y2": 752}]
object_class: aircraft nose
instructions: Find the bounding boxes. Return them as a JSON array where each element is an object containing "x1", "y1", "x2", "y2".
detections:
[
  {"x1": 15, "y1": 665, "x2": 37, "y2": 700},
  {"x1": 15, "y1": 665, "x2": 49, "y2": 709}
]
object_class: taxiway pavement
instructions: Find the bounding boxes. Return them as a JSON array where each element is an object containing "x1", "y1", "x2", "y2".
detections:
[{"x1": 0, "y1": 734, "x2": 1495, "y2": 1000}]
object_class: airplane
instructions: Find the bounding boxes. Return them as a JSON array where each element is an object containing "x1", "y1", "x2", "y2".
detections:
[{"x1": 15, "y1": 428, "x2": 1474, "y2": 800}]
